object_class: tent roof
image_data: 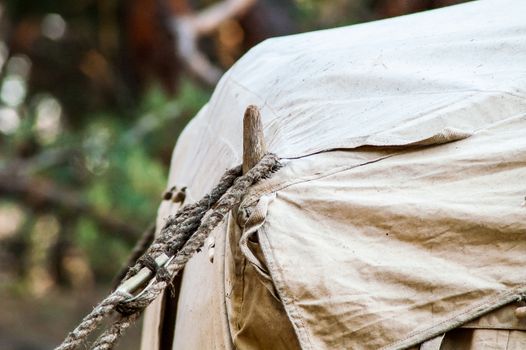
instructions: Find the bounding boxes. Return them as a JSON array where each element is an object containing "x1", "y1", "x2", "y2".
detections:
[
  {"x1": 142, "y1": 1, "x2": 526, "y2": 349},
  {"x1": 172, "y1": 0, "x2": 525, "y2": 171}
]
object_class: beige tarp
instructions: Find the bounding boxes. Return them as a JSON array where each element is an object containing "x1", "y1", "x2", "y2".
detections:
[{"x1": 141, "y1": 0, "x2": 526, "y2": 349}]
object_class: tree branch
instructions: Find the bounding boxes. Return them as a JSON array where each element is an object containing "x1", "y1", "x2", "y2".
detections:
[
  {"x1": 165, "y1": 0, "x2": 257, "y2": 86},
  {"x1": 190, "y1": 0, "x2": 257, "y2": 36},
  {"x1": 0, "y1": 170, "x2": 141, "y2": 244}
]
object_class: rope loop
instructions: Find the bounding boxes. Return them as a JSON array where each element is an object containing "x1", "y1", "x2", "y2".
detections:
[
  {"x1": 55, "y1": 153, "x2": 281, "y2": 350},
  {"x1": 137, "y1": 256, "x2": 158, "y2": 273}
]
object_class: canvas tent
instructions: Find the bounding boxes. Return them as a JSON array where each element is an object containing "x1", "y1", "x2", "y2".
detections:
[{"x1": 141, "y1": 0, "x2": 526, "y2": 349}]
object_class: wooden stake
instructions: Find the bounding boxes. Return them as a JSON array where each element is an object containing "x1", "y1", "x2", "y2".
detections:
[{"x1": 243, "y1": 105, "x2": 267, "y2": 174}]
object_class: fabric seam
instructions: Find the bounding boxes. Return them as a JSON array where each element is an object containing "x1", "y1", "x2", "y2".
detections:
[
  {"x1": 258, "y1": 224, "x2": 315, "y2": 350},
  {"x1": 381, "y1": 287, "x2": 526, "y2": 350}
]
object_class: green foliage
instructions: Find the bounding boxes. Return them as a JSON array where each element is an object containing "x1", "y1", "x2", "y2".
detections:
[
  {"x1": 73, "y1": 79, "x2": 209, "y2": 280},
  {"x1": 75, "y1": 217, "x2": 129, "y2": 280},
  {"x1": 0, "y1": 45, "x2": 211, "y2": 284},
  {"x1": 293, "y1": 0, "x2": 369, "y2": 30}
]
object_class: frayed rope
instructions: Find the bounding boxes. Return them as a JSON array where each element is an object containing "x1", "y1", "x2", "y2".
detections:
[{"x1": 55, "y1": 153, "x2": 281, "y2": 350}]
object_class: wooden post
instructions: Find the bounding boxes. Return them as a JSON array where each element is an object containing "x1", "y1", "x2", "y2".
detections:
[
  {"x1": 209, "y1": 105, "x2": 267, "y2": 261},
  {"x1": 243, "y1": 105, "x2": 267, "y2": 174}
]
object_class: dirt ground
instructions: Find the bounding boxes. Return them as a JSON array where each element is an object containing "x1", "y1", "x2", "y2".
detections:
[{"x1": 0, "y1": 287, "x2": 142, "y2": 350}]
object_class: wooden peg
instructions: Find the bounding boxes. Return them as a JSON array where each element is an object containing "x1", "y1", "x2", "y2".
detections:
[
  {"x1": 515, "y1": 306, "x2": 526, "y2": 319},
  {"x1": 242, "y1": 105, "x2": 267, "y2": 174}
]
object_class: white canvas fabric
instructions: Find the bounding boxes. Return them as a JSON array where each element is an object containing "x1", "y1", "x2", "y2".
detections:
[
  {"x1": 240, "y1": 114, "x2": 526, "y2": 349},
  {"x1": 140, "y1": 0, "x2": 526, "y2": 349}
]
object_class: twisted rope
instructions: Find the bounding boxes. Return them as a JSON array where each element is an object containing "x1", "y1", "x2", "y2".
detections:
[
  {"x1": 92, "y1": 313, "x2": 140, "y2": 350},
  {"x1": 56, "y1": 291, "x2": 131, "y2": 350},
  {"x1": 124, "y1": 163, "x2": 242, "y2": 280},
  {"x1": 112, "y1": 223, "x2": 156, "y2": 288},
  {"x1": 55, "y1": 153, "x2": 280, "y2": 350}
]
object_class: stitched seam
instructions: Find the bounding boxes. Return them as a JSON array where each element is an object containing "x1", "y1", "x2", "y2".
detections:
[
  {"x1": 258, "y1": 224, "x2": 315, "y2": 350},
  {"x1": 244, "y1": 152, "x2": 398, "y2": 206},
  {"x1": 380, "y1": 287, "x2": 526, "y2": 350}
]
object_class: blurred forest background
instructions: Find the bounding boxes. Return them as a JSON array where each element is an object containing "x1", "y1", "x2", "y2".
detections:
[{"x1": 0, "y1": 0, "x2": 468, "y2": 348}]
